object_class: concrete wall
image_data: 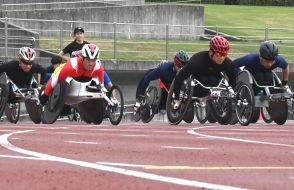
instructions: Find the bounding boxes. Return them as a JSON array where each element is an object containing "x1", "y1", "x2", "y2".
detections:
[
  {"x1": 1, "y1": 1, "x2": 117, "y2": 11},
  {"x1": 3, "y1": 4, "x2": 204, "y2": 40}
]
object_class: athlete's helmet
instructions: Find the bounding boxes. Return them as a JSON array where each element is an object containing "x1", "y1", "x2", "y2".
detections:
[
  {"x1": 259, "y1": 41, "x2": 278, "y2": 61},
  {"x1": 209, "y1": 36, "x2": 230, "y2": 55},
  {"x1": 174, "y1": 50, "x2": 189, "y2": 67},
  {"x1": 81, "y1": 44, "x2": 100, "y2": 59},
  {"x1": 18, "y1": 47, "x2": 36, "y2": 64}
]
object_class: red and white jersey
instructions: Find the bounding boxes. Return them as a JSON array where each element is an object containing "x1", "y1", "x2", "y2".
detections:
[{"x1": 44, "y1": 56, "x2": 104, "y2": 96}]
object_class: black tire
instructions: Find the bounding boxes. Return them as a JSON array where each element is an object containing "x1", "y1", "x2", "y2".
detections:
[
  {"x1": 41, "y1": 82, "x2": 69, "y2": 124},
  {"x1": 235, "y1": 82, "x2": 255, "y2": 126},
  {"x1": 77, "y1": 99, "x2": 104, "y2": 125},
  {"x1": 250, "y1": 107, "x2": 260, "y2": 123},
  {"x1": 268, "y1": 100, "x2": 288, "y2": 125},
  {"x1": 0, "y1": 83, "x2": 9, "y2": 119},
  {"x1": 195, "y1": 102, "x2": 208, "y2": 124},
  {"x1": 183, "y1": 103, "x2": 194, "y2": 123},
  {"x1": 261, "y1": 107, "x2": 273, "y2": 123},
  {"x1": 166, "y1": 77, "x2": 193, "y2": 125},
  {"x1": 25, "y1": 100, "x2": 41, "y2": 124},
  {"x1": 207, "y1": 97, "x2": 233, "y2": 125},
  {"x1": 141, "y1": 86, "x2": 160, "y2": 123},
  {"x1": 207, "y1": 113, "x2": 217, "y2": 123},
  {"x1": 107, "y1": 85, "x2": 124, "y2": 125},
  {"x1": 77, "y1": 102, "x2": 92, "y2": 123},
  {"x1": 5, "y1": 102, "x2": 20, "y2": 124}
]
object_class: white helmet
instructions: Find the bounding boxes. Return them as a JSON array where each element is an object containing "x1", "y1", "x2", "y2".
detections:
[
  {"x1": 18, "y1": 47, "x2": 36, "y2": 64},
  {"x1": 81, "y1": 44, "x2": 100, "y2": 59}
]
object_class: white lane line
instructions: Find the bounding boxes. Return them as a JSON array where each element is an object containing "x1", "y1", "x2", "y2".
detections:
[
  {"x1": 121, "y1": 134, "x2": 149, "y2": 137},
  {"x1": 0, "y1": 154, "x2": 49, "y2": 161},
  {"x1": 56, "y1": 132, "x2": 79, "y2": 135},
  {"x1": 65, "y1": 141, "x2": 100, "y2": 145},
  {"x1": 0, "y1": 130, "x2": 13, "y2": 132},
  {"x1": 220, "y1": 132, "x2": 246, "y2": 135},
  {"x1": 152, "y1": 131, "x2": 178, "y2": 133},
  {"x1": 0, "y1": 130, "x2": 246, "y2": 190},
  {"x1": 188, "y1": 126, "x2": 294, "y2": 148},
  {"x1": 162, "y1": 146, "x2": 208, "y2": 150},
  {"x1": 289, "y1": 177, "x2": 294, "y2": 180}
]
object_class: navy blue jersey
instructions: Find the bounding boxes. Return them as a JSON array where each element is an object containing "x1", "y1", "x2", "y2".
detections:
[
  {"x1": 136, "y1": 61, "x2": 176, "y2": 98},
  {"x1": 233, "y1": 52, "x2": 288, "y2": 73}
]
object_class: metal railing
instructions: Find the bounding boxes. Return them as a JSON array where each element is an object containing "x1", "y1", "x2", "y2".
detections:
[{"x1": 1, "y1": 17, "x2": 294, "y2": 63}]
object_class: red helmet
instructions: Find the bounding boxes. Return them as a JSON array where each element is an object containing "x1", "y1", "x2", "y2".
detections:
[{"x1": 209, "y1": 36, "x2": 230, "y2": 55}]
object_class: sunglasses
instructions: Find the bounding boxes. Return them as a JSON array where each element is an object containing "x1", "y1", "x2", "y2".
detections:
[
  {"x1": 21, "y1": 59, "x2": 33, "y2": 65},
  {"x1": 214, "y1": 52, "x2": 228, "y2": 57}
]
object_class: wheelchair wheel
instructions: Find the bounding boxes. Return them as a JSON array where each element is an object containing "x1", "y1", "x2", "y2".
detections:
[
  {"x1": 166, "y1": 77, "x2": 193, "y2": 125},
  {"x1": 78, "y1": 99, "x2": 104, "y2": 125},
  {"x1": 25, "y1": 100, "x2": 41, "y2": 124},
  {"x1": 261, "y1": 107, "x2": 273, "y2": 123},
  {"x1": 41, "y1": 81, "x2": 69, "y2": 124},
  {"x1": 5, "y1": 102, "x2": 20, "y2": 124},
  {"x1": 250, "y1": 108, "x2": 260, "y2": 123},
  {"x1": 77, "y1": 102, "x2": 92, "y2": 124},
  {"x1": 107, "y1": 85, "x2": 124, "y2": 125},
  {"x1": 207, "y1": 97, "x2": 233, "y2": 125},
  {"x1": 141, "y1": 86, "x2": 160, "y2": 123},
  {"x1": 207, "y1": 113, "x2": 217, "y2": 123},
  {"x1": 235, "y1": 82, "x2": 255, "y2": 126},
  {"x1": 0, "y1": 83, "x2": 9, "y2": 119},
  {"x1": 183, "y1": 103, "x2": 194, "y2": 123},
  {"x1": 195, "y1": 102, "x2": 208, "y2": 124},
  {"x1": 268, "y1": 100, "x2": 287, "y2": 125}
]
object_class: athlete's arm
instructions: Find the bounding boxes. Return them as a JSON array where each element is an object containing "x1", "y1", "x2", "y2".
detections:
[
  {"x1": 137, "y1": 67, "x2": 162, "y2": 97},
  {"x1": 44, "y1": 60, "x2": 74, "y2": 96}
]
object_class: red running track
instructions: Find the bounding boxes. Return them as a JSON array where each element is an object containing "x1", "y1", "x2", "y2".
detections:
[{"x1": 0, "y1": 121, "x2": 294, "y2": 190}]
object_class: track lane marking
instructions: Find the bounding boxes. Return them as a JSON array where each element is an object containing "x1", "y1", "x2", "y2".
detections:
[
  {"x1": 152, "y1": 131, "x2": 178, "y2": 133},
  {"x1": 161, "y1": 146, "x2": 208, "y2": 150},
  {"x1": 188, "y1": 126, "x2": 294, "y2": 148},
  {"x1": 96, "y1": 162, "x2": 294, "y2": 171},
  {"x1": 56, "y1": 132, "x2": 79, "y2": 135},
  {"x1": 0, "y1": 130, "x2": 246, "y2": 190},
  {"x1": 0, "y1": 154, "x2": 49, "y2": 161},
  {"x1": 65, "y1": 141, "x2": 100, "y2": 145}
]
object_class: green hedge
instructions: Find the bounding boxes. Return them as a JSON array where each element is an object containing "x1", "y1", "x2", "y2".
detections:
[{"x1": 145, "y1": 0, "x2": 294, "y2": 6}]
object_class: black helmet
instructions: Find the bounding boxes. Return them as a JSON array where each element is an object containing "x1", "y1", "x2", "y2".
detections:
[
  {"x1": 174, "y1": 50, "x2": 189, "y2": 67},
  {"x1": 259, "y1": 41, "x2": 278, "y2": 61},
  {"x1": 51, "y1": 55, "x2": 62, "y2": 65}
]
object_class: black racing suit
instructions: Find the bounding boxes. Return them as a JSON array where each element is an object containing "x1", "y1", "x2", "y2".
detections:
[
  {"x1": 173, "y1": 51, "x2": 236, "y2": 99},
  {"x1": 0, "y1": 60, "x2": 46, "y2": 88}
]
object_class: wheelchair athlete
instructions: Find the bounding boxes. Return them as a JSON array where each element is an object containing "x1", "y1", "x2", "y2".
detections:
[
  {"x1": 39, "y1": 44, "x2": 104, "y2": 105},
  {"x1": 0, "y1": 47, "x2": 46, "y2": 97},
  {"x1": 233, "y1": 41, "x2": 290, "y2": 94},
  {"x1": 172, "y1": 36, "x2": 236, "y2": 110},
  {"x1": 134, "y1": 51, "x2": 189, "y2": 117}
]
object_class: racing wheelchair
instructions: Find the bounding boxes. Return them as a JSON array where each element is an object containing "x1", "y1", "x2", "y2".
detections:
[
  {"x1": 234, "y1": 69, "x2": 291, "y2": 125},
  {"x1": 40, "y1": 77, "x2": 124, "y2": 125},
  {"x1": 134, "y1": 79, "x2": 194, "y2": 123},
  {"x1": 0, "y1": 73, "x2": 41, "y2": 124},
  {"x1": 166, "y1": 75, "x2": 235, "y2": 125}
]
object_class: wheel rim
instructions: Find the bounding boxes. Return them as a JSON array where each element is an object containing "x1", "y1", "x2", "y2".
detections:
[
  {"x1": 109, "y1": 87, "x2": 123, "y2": 123},
  {"x1": 236, "y1": 84, "x2": 254, "y2": 125}
]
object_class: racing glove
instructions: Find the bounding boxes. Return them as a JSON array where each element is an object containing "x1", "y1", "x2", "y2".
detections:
[{"x1": 39, "y1": 92, "x2": 49, "y2": 106}]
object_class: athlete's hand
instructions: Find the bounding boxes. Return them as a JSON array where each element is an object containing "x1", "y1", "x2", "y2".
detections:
[
  {"x1": 39, "y1": 92, "x2": 49, "y2": 106},
  {"x1": 283, "y1": 85, "x2": 292, "y2": 94}
]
